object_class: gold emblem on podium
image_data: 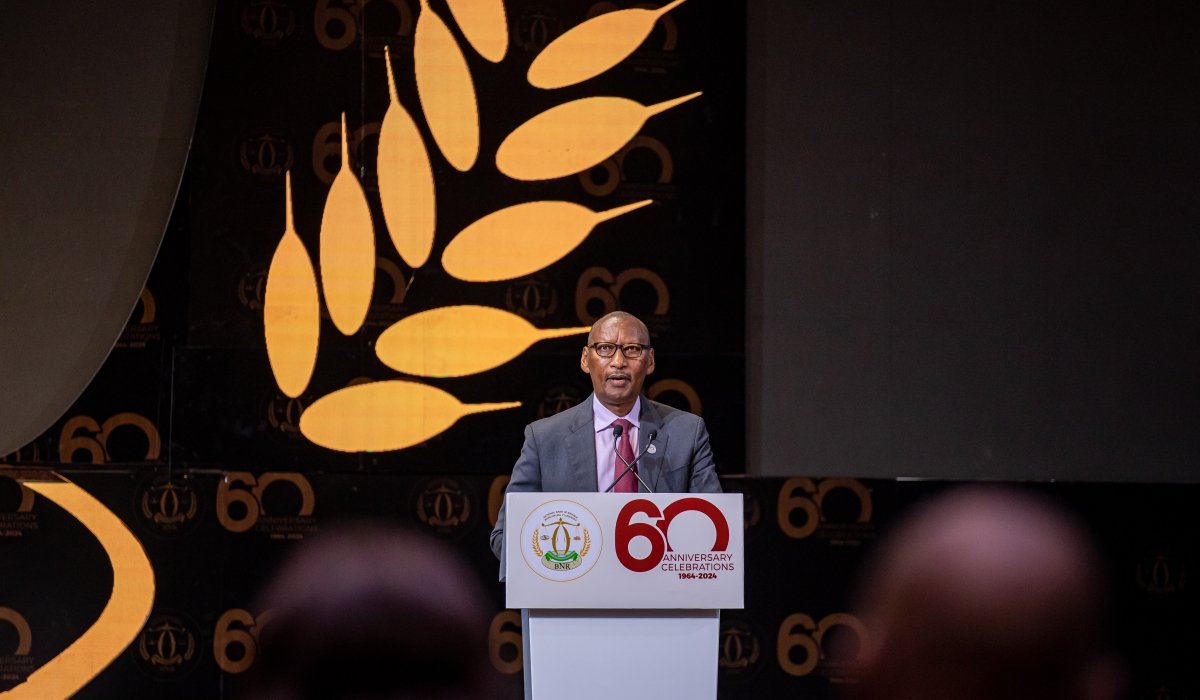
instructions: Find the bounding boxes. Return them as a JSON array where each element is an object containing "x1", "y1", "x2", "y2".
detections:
[
  {"x1": 521, "y1": 500, "x2": 603, "y2": 581},
  {"x1": 533, "y1": 513, "x2": 591, "y2": 571}
]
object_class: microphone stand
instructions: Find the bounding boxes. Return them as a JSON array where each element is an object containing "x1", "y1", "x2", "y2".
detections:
[{"x1": 604, "y1": 427, "x2": 657, "y2": 493}]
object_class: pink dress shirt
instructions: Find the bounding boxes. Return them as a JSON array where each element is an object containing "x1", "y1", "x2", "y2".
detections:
[{"x1": 593, "y1": 394, "x2": 640, "y2": 492}]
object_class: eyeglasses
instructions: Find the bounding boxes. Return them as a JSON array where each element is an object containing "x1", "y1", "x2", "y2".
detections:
[{"x1": 588, "y1": 342, "x2": 651, "y2": 359}]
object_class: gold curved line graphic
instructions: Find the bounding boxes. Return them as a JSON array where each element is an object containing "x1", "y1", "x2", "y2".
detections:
[
  {"x1": 1, "y1": 479, "x2": 155, "y2": 700},
  {"x1": 137, "y1": 286, "x2": 156, "y2": 324},
  {"x1": 0, "y1": 609, "x2": 31, "y2": 655}
]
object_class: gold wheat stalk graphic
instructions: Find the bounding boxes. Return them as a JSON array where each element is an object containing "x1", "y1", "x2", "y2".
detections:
[{"x1": 263, "y1": 0, "x2": 699, "y2": 453}]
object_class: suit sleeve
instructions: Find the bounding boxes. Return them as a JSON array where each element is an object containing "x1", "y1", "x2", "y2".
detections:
[
  {"x1": 687, "y1": 417, "x2": 722, "y2": 494},
  {"x1": 490, "y1": 424, "x2": 543, "y2": 561}
]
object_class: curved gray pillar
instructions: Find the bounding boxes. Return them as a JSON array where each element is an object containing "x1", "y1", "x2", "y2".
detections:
[{"x1": 0, "y1": 0, "x2": 213, "y2": 456}]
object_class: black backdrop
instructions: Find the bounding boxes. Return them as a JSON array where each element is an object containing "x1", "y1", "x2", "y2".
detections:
[{"x1": 746, "y1": 0, "x2": 1200, "y2": 481}]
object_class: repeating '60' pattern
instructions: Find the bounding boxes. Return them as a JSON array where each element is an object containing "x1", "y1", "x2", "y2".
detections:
[{"x1": 263, "y1": 0, "x2": 698, "y2": 453}]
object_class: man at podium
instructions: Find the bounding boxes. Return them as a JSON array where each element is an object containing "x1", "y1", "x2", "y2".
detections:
[{"x1": 490, "y1": 311, "x2": 721, "y2": 560}]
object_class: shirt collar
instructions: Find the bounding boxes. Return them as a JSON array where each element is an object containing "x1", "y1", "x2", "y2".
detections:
[{"x1": 593, "y1": 394, "x2": 641, "y2": 433}]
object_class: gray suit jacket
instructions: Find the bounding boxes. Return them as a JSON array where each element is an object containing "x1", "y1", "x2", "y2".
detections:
[{"x1": 489, "y1": 394, "x2": 721, "y2": 560}]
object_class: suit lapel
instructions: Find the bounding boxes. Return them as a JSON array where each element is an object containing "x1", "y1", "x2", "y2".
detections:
[
  {"x1": 565, "y1": 396, "x2": 598, "y2": 492},
  {"x1": 637, "y1": 399, "x2": 670, "y2": 492}
]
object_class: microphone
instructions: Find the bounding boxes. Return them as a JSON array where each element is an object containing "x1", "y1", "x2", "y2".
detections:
[{"x1": 604, "y1": 427, "x2": 658, "y2": 493}]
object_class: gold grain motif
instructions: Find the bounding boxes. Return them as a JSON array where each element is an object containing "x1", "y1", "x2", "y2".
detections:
[
  {"x1": 320, "y1": 113, "x2": 376, "y2": 336},
  {"x1": 442, "y1": 199, "x2": 652, "y2": 281},
  {"x1": 257, "y1": 1, "x2": 706, "y2": 455},
  {"x1": 445, "y1": 0, "x2": 508, "y2": 63},
  {"x1": 528, "y1": 0, "x2": 686, "y2": 89},
  {"x1": 495, "y1": 92, "x2": 701, "y2": 181},
  {"x1": 264, "y1": 172, "x2": 320, "y2": 397},
  {"x1": 299, "y1": 380, "x2": 520, "y2": 452},
  {"x1": 379, "y1": 47, "x2": 437, "y2": 269},
  {"x1": 376, "y1": 305, "x2": 589, "y2": 377},
  {"x1": 415, "y1": 0, "x2": 480, "y2": 171}
]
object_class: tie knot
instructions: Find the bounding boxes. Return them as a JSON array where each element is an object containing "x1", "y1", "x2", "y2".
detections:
[{"x1": 613, "y1": 418, "x2": 633, "y2": 431}]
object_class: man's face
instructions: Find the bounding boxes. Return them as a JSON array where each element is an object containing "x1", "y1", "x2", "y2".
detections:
[{"x1": 580, "y1": 317, "x2": 656, "y2": 409}]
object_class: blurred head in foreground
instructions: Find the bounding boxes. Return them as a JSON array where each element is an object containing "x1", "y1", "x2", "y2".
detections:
[
  {"x1": 849, "y1": 488, "x2": 1124, "y2": 700},
  {"x1": 243, "y1": 525, "x2": 494, "y2": 700}
]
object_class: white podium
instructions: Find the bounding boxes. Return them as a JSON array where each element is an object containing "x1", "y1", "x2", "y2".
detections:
[{"x1": 504, "y1": 492, "x2": 744, "y2": 700}]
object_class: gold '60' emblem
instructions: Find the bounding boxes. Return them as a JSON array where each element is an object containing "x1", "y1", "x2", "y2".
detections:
[
  {"x1": 0, "y1": 607, "x2": 32, "y2": 656},
  {"x1": 575, "y1": 266, "x2": 669, "y2": 326},
  {"x1": 0, "y1": 605, "x2": 35, "y2": 684},
  {"x1": 214, "y1": 608, "x2": 277, "y2": 674},
  {"x1": 776, "y1": 478, "x2": 872, "y2": 542},
  {"x1": 217, "y1": 472, "x2": 315, "y2": 534},
  {"x1": 579, "y1": 135, "x2": 674, "y2": 198},
  {"x1": 488, "y1": 610, "x2": 522, "y2": 675},
  {"x1": 58, "y1": 414, "x2": 160, "y2": 464},
  {"x1": 314, "y1": 0, "x2": 414, "y2": 52},
  {"x1": 776, "y1": 612, "x2": 869, "y2": 678}
]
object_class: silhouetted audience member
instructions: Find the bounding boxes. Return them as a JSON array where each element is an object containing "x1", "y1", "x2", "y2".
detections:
[
  {"x1": 848, "y1": 488, "x2": 1125, "y2": 700},
  {"x1": 242, "y1": 525, "x2": 496, "y2": 700}
]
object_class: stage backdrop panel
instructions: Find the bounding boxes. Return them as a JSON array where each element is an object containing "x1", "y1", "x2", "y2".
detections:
[
  {"x1": 747, "y1": 0, "x2": 1200, "y2": 481},
  {"x1": 4, "y1": 0, "x2": 746, "y2": 474},
  {"x1": 0, "y1": 0, "x2": 213, "y2": 458},
  {"x1": 177, "y1": 0, "x2": 747, "y2": 472}
]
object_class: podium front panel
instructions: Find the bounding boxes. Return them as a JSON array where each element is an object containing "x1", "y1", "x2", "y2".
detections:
[
  {"x1": 504, "y1": 492, "x2": 744, "y2": 610},
  {"x1": 526, "y1": 609, "x2": 719, "y2": 700}
]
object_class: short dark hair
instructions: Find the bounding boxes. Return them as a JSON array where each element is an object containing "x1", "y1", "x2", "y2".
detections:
[
  {"x1": 588, "y1": 311, "x2": 650, "y2": 344},
  {"x1": 242, "y1": 525, "x2": 496, "y2": 700}
]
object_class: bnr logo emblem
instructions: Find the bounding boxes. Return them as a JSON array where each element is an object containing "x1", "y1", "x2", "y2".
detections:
[
  {"x1": 137, "y1": 473, "x2": 202, "y2": 536},
  {"x1": 505, "y1": 277, "x2": 558, "y2": 320},
  {"x1": 534, "y1": 515, "x2": 592, "y2": 571},
  {"x1": 415, "y1": 478, "x2": 472, "y2": 534},
  {"x1": 719, "y1": 619, "x2": 761, "y2": 676},
  {"x1": 134, "y1": 613, "x2": 201, "y2": 677},
  {"x1": 537, "y1": 385, "x2": 584, "y2": 419},
  {"x1": 520, "y1": 501, "x2": 602, "y2": 582},
  {"x1": 1136, "y1": 552, "x2": 1187, "y2": 596}
]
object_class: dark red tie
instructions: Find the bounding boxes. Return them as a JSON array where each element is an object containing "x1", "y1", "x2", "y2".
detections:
[{"x1": 612, "y1": 418, "x2": 637, "y2": 493}]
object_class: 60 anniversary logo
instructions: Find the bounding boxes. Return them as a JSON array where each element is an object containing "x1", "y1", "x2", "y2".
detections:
[
  {"x1": 217, "y1": 472, "x2": 317, "y2": 538},
  {"x1": 520, "y1": 497, "x2": 734, "y2": 580},
  {"x1": 615, "y1": 497, "x2": 731, "y2": 573}
]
